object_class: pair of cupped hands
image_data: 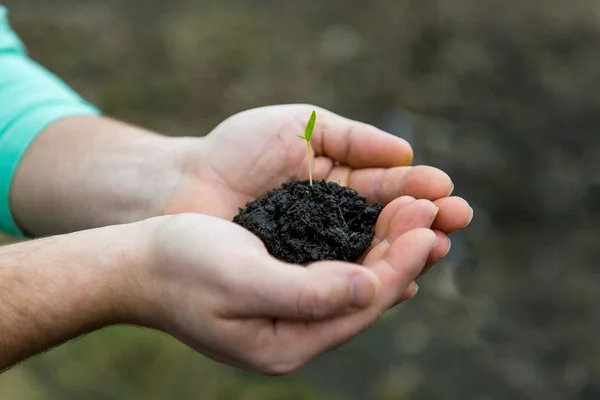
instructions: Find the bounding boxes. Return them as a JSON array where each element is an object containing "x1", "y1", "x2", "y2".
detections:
[{"x1": 115, "y1": 104, "x2": 472, "y2": 375}]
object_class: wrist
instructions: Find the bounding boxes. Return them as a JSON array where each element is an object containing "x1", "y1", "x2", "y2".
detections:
[
  {"x1": 104, "y1": 216, "x2": 176, "y2": 329},
  {"x1": 51, "y1": 223, "x2": 146, "y2": 328},
  {"x1": 87, "y1": 222, "x2": 151, "y2": 326}
]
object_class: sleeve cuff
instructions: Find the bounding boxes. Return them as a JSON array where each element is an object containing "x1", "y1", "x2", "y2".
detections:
[{"x1": 0, "y1": 102, "x2": 100, "y2": 237}]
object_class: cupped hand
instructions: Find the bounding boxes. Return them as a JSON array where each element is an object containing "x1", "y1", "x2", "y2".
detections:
[
  {"x1": 131, "y1": 197, "x2": 445, "y2": 375},
  {"x1": 165, "y1": 104, "x2": 472, "y2": 237},
  {"x1": 163, "y1": 105, "x2": 471, "y2": 298}
]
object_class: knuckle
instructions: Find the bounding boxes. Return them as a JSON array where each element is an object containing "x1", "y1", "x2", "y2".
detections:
[
  {"x1": 244, "y1": 334, "x2": 306, "y2": 376},
  {"x1": 297, "y1": 285, "x2": 336, "y2": 320},
  {"x1": 251, "y1": 355, "x2": 303, "y2": 376},
  {"x1": 258, "y1": 362, "x2": 297, "y2": 376}
]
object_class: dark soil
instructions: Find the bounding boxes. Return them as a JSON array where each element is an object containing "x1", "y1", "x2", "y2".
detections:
[{"x1": 233, "y1": 180, "x2": 382, "y2": 265}]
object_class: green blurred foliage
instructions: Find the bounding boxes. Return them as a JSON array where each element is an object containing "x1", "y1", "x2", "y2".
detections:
[
  {"x1": 2, "y1": 0, "x2": 600, "y2": 399},
  {"x1": 0, "y1": 326, "x2": 338, "y2": 400}
]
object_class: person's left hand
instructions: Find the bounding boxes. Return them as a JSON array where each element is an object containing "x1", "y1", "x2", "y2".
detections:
[
  {"x1": 165, "y1": 104, "x2": 472, "y2": 265},
  {"x1": 126, "y1": 199, "x2": 444, "y2": 375}
]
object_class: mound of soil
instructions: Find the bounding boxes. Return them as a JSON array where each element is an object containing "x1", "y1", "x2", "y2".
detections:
[{"x1": 233, "y1": 180, "x2": 382, "y2": 265}]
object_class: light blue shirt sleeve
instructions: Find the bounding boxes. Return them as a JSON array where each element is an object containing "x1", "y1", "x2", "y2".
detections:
[{"x1": 0, "y1": 6, "x2": 101, "y2": 236}]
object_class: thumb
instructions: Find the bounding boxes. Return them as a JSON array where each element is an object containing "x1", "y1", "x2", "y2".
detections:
[{"x1": 243, "y1": 260, "x2": 381, "y2": 322}]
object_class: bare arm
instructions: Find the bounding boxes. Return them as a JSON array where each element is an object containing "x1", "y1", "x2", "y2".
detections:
[
  {"x1": 0, "y1": 224, "x2": 137, "y2": 369},
  {"x1": 1, "y1": 10, "x2": 196, "y2": 237},
  {"x1": 10, "y1": 115, "x2": 193, "y2": 236},
  {"x1": 0, "y1": 202, "x2": 443, "y2": 375}
]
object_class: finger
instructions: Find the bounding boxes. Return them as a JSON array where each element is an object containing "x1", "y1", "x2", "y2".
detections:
[
  {"x1": 370, "y1": 228, "x2": 438, "y2": 308},
  {"x1": 396, "y1": 281, "x2": 419, "y2": 304},
  {"x1": 323, "y1": 164, "x2": 352, "y2": 187},
  {"x1": 426, "y1": 230, "x2": 451, "y2": 267},
  {"x1": 375, "y1": 199, "x2": 438, "y2": 243},
  {"x1": 307, "y1": 156, "x2": 334, "y2": 182},
  {"x1": 365, "y1": 199, "x2": 451, "y2": 303},
  {"x1": 347, "y1": 166, "x2": 454, "y2": 205},
  {"x1": 393, "y1": 230, "x2": 451, "y2": 306},
  {"x1": 392, "y1": 230, "x2": 451, "y2": 307},
  {"x1": 234, "y1": 258, "x2": 380, "y2": 322},
  {"x1": 310, "y1": 108, "x2": 414, "y2": 168},
  {"x1": 361, "y1": 198, "x2": 437, "y2": 266},
  {"x1": 372, "y1": 196, "x2": 417, "y2": 241},
  {"x1": 284, "y1": 229, "x2": 437, "y2": 361},
  {"x1": 355, "y1": 195, "x2": 415, "y2": 265},
  {"x1": 431, "y1": 196, "x2": 474, "y2": 232}
]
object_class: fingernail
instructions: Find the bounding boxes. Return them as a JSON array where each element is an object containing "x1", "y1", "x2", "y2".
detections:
[
  {"x1": 448, "y1": 182, "x2": 455, "y2": 196},
  {"x1": 410, "y1": 284, "x2": 419, "y2": 299},
  {"x1": 349, "y1": 273, "x2": 377, "y2": 309},
  {"x1": 443, "y1": 239, "x2": 452, "y2": 257},
  {"x1": 463, "y1": 207, "x2": 474, "y2": 228},
  {"x1": 429, "y1": 206, "x2": 440, "y2": 226}
]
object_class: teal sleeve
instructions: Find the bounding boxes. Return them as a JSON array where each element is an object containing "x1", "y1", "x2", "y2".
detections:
[{"x1": 0, "y1": 6, "x2": 101, "y2": 237}]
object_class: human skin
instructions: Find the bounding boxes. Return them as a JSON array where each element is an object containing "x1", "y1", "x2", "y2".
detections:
[
  {"x1": 1, "y1": 199, "x2": 442, "y2": 374},
  {"x1": 2, "y1": 104, "x2": 473, "y2": 371},
  {"x1": 10, "y1": 104, "x2": 472, "y2": 268}
]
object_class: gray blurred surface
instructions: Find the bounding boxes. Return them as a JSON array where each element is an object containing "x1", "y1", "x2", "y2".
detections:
[{"x1": 1, "y1": 1, "x2": 598, "y2": 399}]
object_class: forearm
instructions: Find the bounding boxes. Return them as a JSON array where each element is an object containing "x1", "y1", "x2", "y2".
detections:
[
  {"x1": 10, "y1": 116, "x2": 191, "y2": 236},
  {"x1": 0, "y1": 10, "x2": 194, "y2": 236},
  {"x1": 0, "y1": 224, "x2": 139, "y2": 369}
]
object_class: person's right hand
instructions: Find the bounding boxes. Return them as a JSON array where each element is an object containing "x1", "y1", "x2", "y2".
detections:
[{"x1": 121, "y1": 197, "x2": 443, "y2": 375}]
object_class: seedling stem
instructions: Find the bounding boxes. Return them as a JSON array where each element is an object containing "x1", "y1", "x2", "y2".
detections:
[{"x1": 296, "y1": 110, "x2": 316, "y2": 187}]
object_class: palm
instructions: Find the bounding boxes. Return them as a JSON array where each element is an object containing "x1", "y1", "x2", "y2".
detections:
[
  {"x1": 198, "y1": 105, "x2": 312, "y2": 217},
  {"x1": 152, "y1": 104, "x2": 474, "y2": 373},
  {"x1": 156, "y1": 198, "x2": 445, "y2": 374},
  {"x1": 166, "y1": 105, "x2": 339, "y2": 219},
  {"x1": 165, "y1": 104, "x2": 472, "y2": 244}
]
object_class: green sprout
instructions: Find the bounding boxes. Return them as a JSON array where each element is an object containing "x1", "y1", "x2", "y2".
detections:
[{"x1": 296, "y1": 110, "x2": 316, "y2": 187}]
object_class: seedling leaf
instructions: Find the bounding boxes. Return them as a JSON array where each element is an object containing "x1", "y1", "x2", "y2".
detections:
[{"x1": 304, "y1": 110, "x2": 316, "y2": 141}]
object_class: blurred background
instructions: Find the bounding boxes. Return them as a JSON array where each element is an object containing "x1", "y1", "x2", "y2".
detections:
[{"x1": 1, "y1": 0, "x2": 599, "y2": 399}]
